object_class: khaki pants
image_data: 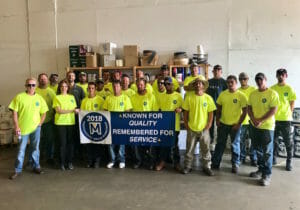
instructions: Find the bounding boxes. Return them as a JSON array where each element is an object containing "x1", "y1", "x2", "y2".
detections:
[{"x1": 184, "y1": 129, "x2": 211, "y2": 169}]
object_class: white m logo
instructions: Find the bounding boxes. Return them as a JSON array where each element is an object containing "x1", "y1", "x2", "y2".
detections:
[{"x1": 89, "y1": 122, "x2": 102, "y2": 135}]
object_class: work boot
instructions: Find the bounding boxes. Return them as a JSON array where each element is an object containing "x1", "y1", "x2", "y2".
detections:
[
  {"x1": 260, "y1": 175, "x2": 271, "y2": 186},
  {"x1": 182, "y1": 167, "x2": 192, "y2": 174},
  {"x1": 33, "y1": 168, "x2": 44, "y2": 174},
  {"x1": 232, "y1": 165, "x2": 239, "y2": 174},
  {"x1": 203, "y1": 168, "x2": 214, "y2": 176},
  {"x1": 9, "y1": 172, "x2": 21, "y2": 180},
  {"x1": 249, "y1": 170, "x2": 262, "y2": 178}
]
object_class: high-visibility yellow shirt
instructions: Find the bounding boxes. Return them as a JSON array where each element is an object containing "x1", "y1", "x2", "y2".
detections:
[
  {"x1": 121, "y1": 88, "x2": 136, "y2": 98},
  {"x1": 104, "y1": 82, "x2": 113, "y2": 93},
  {"x1": 53, "y1": 94, "x2": 77, "y2": 125},
  {"x1": 248, "y1": 89, "x2": 279, "y2": 130},
  {"x1": 96, "y1": 89, "x2": 111, "y2": 99},
  {"x1": 152, "y1": 77, "x2": 179, "y2": 94},
  {"x1": 271, "y1": 84, "x2": 296, "y2": 121},
  {"x1": 80, "y1": 95, "x2": 104, "y2": 111},
  {"x1": 238, "y1": 86, "x2": 256, "y2": 125},
  {"x1": 159, "y1": 92, "x2": 183, "y2": 131},
  {"x1": 102, "y1": 94, "x2": 132, "y2": 112},
  {"x1": 182, "y1": 93, "x2": 216, "y2": 132},
  {"x1": 183, "y1": 75, "x2": 205, "y2": 96},
  {"x1": 36, "y1": 87, "x2": 56, "y2": 123},
  {"x1": 130, "y1": 83, "x2": 153, "y2": 95},
  {"x1": 130, "y1": 92, "x2": 159, "y2": 111},
  {"x1": 76, "y1": 83, "x2": 88, "y2": 96},
  {"x1": 217, "y1": 90, "x2": 247, "y2": 125},
  {"x1": 49, "y1": 84, "x2": 58, "y2": 94},
  {"x1": 9, "y1": 92, "x2": 48, "y2": 135}
]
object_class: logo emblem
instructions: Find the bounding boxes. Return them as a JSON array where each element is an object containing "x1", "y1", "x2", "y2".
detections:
[
  {"x1": 71, "y1": 99, "x2": 74, "y2": 103},
  {"x1": 143, "y1": 101, "x2": 147, "y2": 106},
  {"x1": 120, "y1": 102, "x2": 124, "y2": 106},
  {"x1": 173, "y1": 100, "x2": 177, "y2": 104},
  {"x1": 233, "y1": 99, "x2": 238, "y2": 103},
  {"x1": 35, "y1": 101, "x2": 39, "y2": 106},
  {"x1": 94, "y1": 104, "x2": 98, "y2": 108},
  {"x1": 262, "y1": 98, "x2": 267, "y2": 103},
  {"x1": 203, "y1": 102, "x2": 207, "y2": 107},
  {"x1": 284, "y1": 92, "x2": 288, "y2": 97},
  {"x1": 81, "y1": 112, "x2": 109, "y2": 142}
]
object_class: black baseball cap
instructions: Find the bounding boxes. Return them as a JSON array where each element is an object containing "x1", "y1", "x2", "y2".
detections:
[
  {"x1": 276, "y1": 68, "x2": 287, "y2": 76},
  {"x1": 255, "y1": 72, "x2": 266, "y2": 81}
]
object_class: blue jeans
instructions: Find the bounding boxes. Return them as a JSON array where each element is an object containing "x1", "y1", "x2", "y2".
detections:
[
  {"x1": 109, "y1": 144, "x2": 125, "y2": 163},
  {"x1": 250, "y1": 125, "x2": 274, "y2": 176},
  {"x1": 240, "y1": 125, "x2": 257, "y2": 162},
  {"x1": 212, "y1": 123, "x2": 241, "y2": 167},
  {"x1": 15, "y1": 126, "x2": 41, "y2": 173}
]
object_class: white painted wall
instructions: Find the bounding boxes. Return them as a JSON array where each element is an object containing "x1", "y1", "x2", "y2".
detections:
[{"x1": 0, "y1": 0, "x2": 299, "y2": 106}]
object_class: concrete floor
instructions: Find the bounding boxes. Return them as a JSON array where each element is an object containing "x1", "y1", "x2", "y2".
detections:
[{"x1": 0, "y1": 147, "x2": 300, "y2": 210}]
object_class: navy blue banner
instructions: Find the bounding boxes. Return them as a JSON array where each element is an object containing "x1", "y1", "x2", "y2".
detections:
[{"x1": 111, "y1": 112, "x2": 175, "y2": 146}]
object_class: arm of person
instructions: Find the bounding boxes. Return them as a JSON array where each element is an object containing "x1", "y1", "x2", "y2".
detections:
[
  {"x1": 248, "y1": 105, "x2": 259, "y2": 126},
  {"x1": 55, "y1": 107, "x2": 78, "y2": 114},
  {"x1": 204, "y1": 111, "x2": 214, "y2": 131},
  {"x1": 216, "y1": 104, "x2": 222, "y2": 127},
  {"x1": 175, "y1": 107, "x2": 182, "y2": 113},
  {"x1": 12, "y1": 111, "x2": 20, "y2": 135},
  {"x1": 232, "y1": 107, "x2": 247, "y2": 130},
  {"x1": 183, "y1": 110, "x2": 190, "y2": 131},
  {"x1": 39, "y1": 113, "x2": 46, "y2": 126},
  {"x1": 256, "y1": 106, "x2": 277, "y2": 127},
  {"x1": 290, "y1": 100, "x2": 295, "y2": 112}
]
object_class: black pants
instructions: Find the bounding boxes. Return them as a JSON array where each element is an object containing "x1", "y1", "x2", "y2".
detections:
[
  {"x1": 209, "y1": 111, "x2": 216, "y2": 144},
  {"x1": 274, "y1": 121, "x2": 293, "y2": 161},
  {"x1": 57, "y1": 125, "x2": 75, "y2": 166},
  {"x1": 86, "y1": 144, "x2": 103, "y2": 164}
]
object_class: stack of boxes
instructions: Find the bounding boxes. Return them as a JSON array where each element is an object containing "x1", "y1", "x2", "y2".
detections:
[
  {"x1": 0, "y1": 105, "x2": 14, "y2": 145},
  {"x1": 99, "y1": 42, "x2": 117, "y2": 67},
  {"x1": 124, "y1": 45, "x2": 139, "y2": 67}
]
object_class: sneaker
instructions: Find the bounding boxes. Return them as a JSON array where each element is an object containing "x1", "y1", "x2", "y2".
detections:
[
  {"x1": 94, "y1": 162, "x2": 100, "y2": 169},
  {"x1": 9, "y1": 172, "x2": 21, "y2": 180},
  {"x1": 203, "y1": 168, "x2": 215, "y2": 176},
  {"x1": 68, "y1": 163, "x2": 74, "y2": 170},
  {"x1": 61, "y1": 165, "x2": 66, "y2": 171},
  {"x1": 182, "y1": 167, "x2": 192, "y2": 174},
  {"x1": 249, "y1": 170, "x2": 262, "y2": 178},
  {"x1": 232, "y1": 165, "x2": 239, "y2": 174},
  {"x1": 86, "y1": 164, "x2": 93, "y2": 168},
  {"x1": 260, "y1": 175, "x2": 271, "y2": 186},
  {"x1": 286, "y1": 161, "x2": 292, "y2": 171},
  {"x1": 211, "y1": 164, "x2": 219, "y2": 170},
  {"x1": 241, "y1": 159, "x2": 246, "y2": 164},
  {"x1": 133, "y1": 162, "x2": 142, "y2": 169},
  {"x1": 106, "y1": 162, "x2": 114, "y2": 169},
  {"x1": 119, "y1": 162, "x2": 125, "y2": 169}
]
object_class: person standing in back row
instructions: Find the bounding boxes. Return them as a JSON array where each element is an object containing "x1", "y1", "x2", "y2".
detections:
[
  {"x1": 271, "y1": 68, "x2": 296, "y2": 171},
  {"x1": 206, "y1": 65, "x2": 227, "y2": 153}
]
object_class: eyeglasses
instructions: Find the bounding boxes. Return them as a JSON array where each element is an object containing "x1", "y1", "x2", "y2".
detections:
[
  {"x1": 239, "y1": 78, "x2": 248, "y2": 81},
  {"x1": 26, "y1": 84, "x2": 36, "y2": 87}
]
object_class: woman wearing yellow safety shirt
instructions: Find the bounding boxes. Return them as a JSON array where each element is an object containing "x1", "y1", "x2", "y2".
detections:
[
  {"x1": 53, "y1": 80, "x2": 79, "y2": 171},
  {"x1": 80, "y1": 82, "x2": 104, "y2": 168}
]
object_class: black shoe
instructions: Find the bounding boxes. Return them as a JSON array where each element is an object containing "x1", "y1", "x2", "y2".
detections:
[
  {"x1": 94, "y1": 162, "x2": 100, "y2": 169},
  {"x1": 232, "y1": 165, "x2": 239, "y2": 174},
  {"x1": 182, "y1": 167, "x2": 192, "y2": 174},
  {"x1": 241, "y1": 159, "x2": 246, "y2": 164},
  {"x1": 133, "y1": 162, "x2": 142, "y2": 169},
  {"x1": 61, "y1": 165, "x2": 66, "y2": 171},
  {"x1": 250, "y1": 160, "x2": 257, "y2": 167},
  {"x1": 33, "y1": 168, "x2": 44, "y2": 174},
  {"x1": 148, "y1": 164, "x2": 154, "y2": 170},
  {"x1": 9, "y1": 172, "x2": 21, "y2": 180},
  {"x1": 46, "y1": 158, "x2": 55, "y2": 166},
  {"x1": 67, "y1": 163, "x2": 74, "y2": 170},
  {"x1": 203, "y1": 168, "x2": 214, "y2": 176},
  {"x1": 86, "y1": 164, "x2": 93, "y2": 168},
  {"x1": 273, "y1": 157, "x2": 277, "y2": 165},
  {"x1": 211, "y1": 164, "x2": 219, "y2": 170},
  {"x1": 286, "y1": 161, "x2": 292, "y2": 171}
]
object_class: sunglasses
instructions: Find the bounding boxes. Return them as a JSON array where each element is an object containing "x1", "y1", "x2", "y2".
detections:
[
  {"x1": 239, "y1": 78, "x2": 248, "y2": 81},
  {"x1": 158, "y1": 82, "x2": 165, "y2": 85},
  {"x1": 26, "y1": 84, "x2": 36, "y2": 87},
  {"x1": 164, "y1": 83, "x2": 172, "y2": 86}
]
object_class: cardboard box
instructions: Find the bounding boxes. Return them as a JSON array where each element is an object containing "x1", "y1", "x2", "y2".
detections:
[
  {"x1": 124, "y1": 45, "x2": 139, "y2": 57},
  {"x1": 70, "y1": 56, "x2": 86, "y2": 67},
  {"x1": 100, "y1": 54, "x2": 116, "y2": 67},
  {"x1": 124, "y1": 56, "x2": 139, "y2": 67},
  {"x1": 86, "y1": 53, "x2": 99, "y2": 67},
  {"x1": 99, "y1": 42, "x2": 117, "y2": 55}
]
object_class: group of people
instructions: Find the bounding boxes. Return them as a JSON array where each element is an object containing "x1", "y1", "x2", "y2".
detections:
[{"x1": 8, "y1": 63, "x2": 296, "y2": 187}]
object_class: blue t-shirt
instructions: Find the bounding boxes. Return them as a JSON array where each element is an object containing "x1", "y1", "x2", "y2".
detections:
[{"x1": 207, "y1": 78, "x2": 227, "y2": 103}]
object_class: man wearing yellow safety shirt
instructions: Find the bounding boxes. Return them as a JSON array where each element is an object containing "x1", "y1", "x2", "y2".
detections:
[
  {"x1": 36, "y1": 73, "x2": 56, "y2": 165},
  {"x1": 248, "y1": 73, "x2": 279, "y2": 186},
  {"x1": 155, "y1": 77, "x2": 183, "y2": 172},
  {"x1": 152, "y1": 65, "x2": 179, "y2": 95},
  {"x1": 53, "y1": 80, "x2": 79, "y2": 171},
  {"x1": 238, "y1": 72, "x2": 257, "y2": 166},
  {"x1": 211, "y1": 75, "x2": 247, "y2": 174},
  {"x1": 76, "y1": 72, "x2": 88, "y2": 96},
  {"x1": 271, "y1": 68, "x2": 296, "y2": 171},
  {"x1": 103, "y1": 80, "x2": 132, "y2": 169},
  {"x1": 9, "y1": 78, "x2": 48, "y2": 180},
  {"x1": 81, "y1": 82, "x2": 104, "y2": 168}
]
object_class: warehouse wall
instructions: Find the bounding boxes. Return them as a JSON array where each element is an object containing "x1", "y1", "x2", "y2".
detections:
[{"x1": 0, "y1": 0, "x2": 299, "y2": 106}]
